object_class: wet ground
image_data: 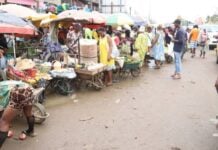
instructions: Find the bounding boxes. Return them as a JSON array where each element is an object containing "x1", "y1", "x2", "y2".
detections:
[{"x1": 2, "y1": 51, "x2": 218, "y2": 150}]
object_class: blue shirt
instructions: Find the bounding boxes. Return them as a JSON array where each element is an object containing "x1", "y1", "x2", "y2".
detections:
[
  {"x1": 173, "y1": 28, "x2": 185, "y2": 53},
  {"x1": 0, "y1": 56, "x2": 7, "y2": 70}
]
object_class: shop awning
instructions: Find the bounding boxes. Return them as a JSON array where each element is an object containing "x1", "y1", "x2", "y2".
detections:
[{"x1": 7, "y1": 0, "x2": 36, "y2": 6}]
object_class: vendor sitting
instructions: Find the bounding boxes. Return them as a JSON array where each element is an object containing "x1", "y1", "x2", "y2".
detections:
[
  {"x1": 0, "y1": 34, "x2": 8, "y2": 53},
  {"x1": 66, "y1": 24, "x2": 82, "y2": 56},
  {"x1": 0, "y1": 49, "x2": 7, "y2": 81}
]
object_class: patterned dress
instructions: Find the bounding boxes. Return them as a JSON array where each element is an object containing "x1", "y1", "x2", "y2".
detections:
[{"x1": 9, "y1": 86, "x2": 33, "y2": 110}]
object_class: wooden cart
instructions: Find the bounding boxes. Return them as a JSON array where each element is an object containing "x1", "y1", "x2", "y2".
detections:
[{"x1": 75, "y1": 66, "x2": 106, "y2": 90}]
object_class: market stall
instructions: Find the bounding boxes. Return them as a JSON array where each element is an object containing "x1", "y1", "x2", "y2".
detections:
[
  {"x1": 46, "y1": 12, "x2": 107, "y2": 90},
  {"x1": 0, "y1": 11, "x2": 50, "y2": 123}
]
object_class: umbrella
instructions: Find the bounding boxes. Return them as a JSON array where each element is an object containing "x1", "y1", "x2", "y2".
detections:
[
  {"x1": 132, "y1": 16, "x2": 147, "y2": 26},
  {"x1": 0, "y1": 4, "x2": 37, "y2": 18},
  {"x1": 0, "y1": 11, "x2": 37, "y2": 59},
  {"x1": 29, "y1": 13, "x2": 57, "y2": 22},
  {"x1": 90, "y1": 11, "x2": 106, "y2": 24},
  {"x1": 105, "y1": 13, "x2": 134, "y2": 26},
  {"x1": 28, "y1": 13, "x2": 57, "y2": 27},
  {"x1": 57, "y1": 10, "x2": 92, "y2": 23},
  {"x1": 0, "y1": 11, "x2": 36, "y2": 35}
]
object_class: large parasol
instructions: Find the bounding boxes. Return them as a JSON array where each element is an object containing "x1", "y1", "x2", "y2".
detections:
[
  {"x1": 0, "y1": 4, "x2": 37, "y2": 18},
  {"x1": 105, "y1": 13, "x2": 134, "y2": 26},
  {"x1": 0, "y1": 11, "x2": 37, "y2": 59}
]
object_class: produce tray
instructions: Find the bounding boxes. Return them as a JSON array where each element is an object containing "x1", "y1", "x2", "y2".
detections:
[{"x1": 75, "y1": 66, "x2": 106, "y2": 76}]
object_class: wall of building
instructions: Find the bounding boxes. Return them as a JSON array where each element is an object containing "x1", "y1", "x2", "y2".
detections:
[{"x1": 100, "y1": 0, "x2": 126, "y2": 14}]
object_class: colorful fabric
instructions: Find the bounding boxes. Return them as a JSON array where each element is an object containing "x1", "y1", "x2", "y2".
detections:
[
  {"x1": 113, "y1": 36, "x2": 120, "y2": 46},
  {"x1": 84, "y1": 28, "x2": 93, "y2": 39},
  {"x1": 190, "y1": 41, "x2": 198, "y2": 49},
  {"x1": 152, "y1": 31, "x2": 165, "y2": 61},
  {"x1": 190, "y1": 28, "x2": 199, "y2": 41},
  {"x1": 66, "y1": 31, "x2": 81, "y2": 54},
  {"x1": 135, "y1": 33, "x2": 150, "y2": 62},
  {"x1": 99, "y1": 35, "x2": 115, "y2": 70},
  {"x1": 9, "y1": 86, "x2": 33, "y2": 110},
  {"x1": 92, "y1": 31, "x2": 99, "y2": 41}
]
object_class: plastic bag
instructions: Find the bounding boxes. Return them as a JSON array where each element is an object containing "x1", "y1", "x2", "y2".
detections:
[{"x1": 111, "y1": 40, "x2": 120, "y2": 58}]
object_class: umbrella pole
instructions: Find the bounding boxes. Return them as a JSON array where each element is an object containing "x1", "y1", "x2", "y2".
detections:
[
  {"x1": 78, "y1": 37, "x2": 80, "y2": 64},
  {"x1": 12, "y1": 35, "x2": 16, "y2": 65}
]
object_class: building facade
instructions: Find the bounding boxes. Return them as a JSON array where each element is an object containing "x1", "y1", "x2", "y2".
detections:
[
  {"x1": 100, "y1": 0, "x2": 126, "y2": 14},
  {"x1": 0, "y1": 0, "x2": 36, "y2": 6},
  {"x1": 43, "y1": 0, "x2": 99, "y2": 11},
  {"x1": 0, "y1": 0, "x2": 100, "y2": 11}
]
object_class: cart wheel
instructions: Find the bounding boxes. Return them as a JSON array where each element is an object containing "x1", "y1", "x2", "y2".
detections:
[
  {"x1": 74, "y1": 79, "x2": 82, "y2": 90},
  {"x1": 120, "y1": 70, "x2": 130, "y2": 80},
  {"x1": 32, "y1": 103, "x2": 46, "y2": 124},
  {"x1": 55, "y1": 79, "x2": 74, "y2": 95},
  {"x1": 166, "y1": 55, "x2": 173, "y2": 63},
  {"x1": 93, "y1": 82, "x2": 103, "y2": 91},
  {"x1": 131, "y1": 68, "x2": 140, "y2": 77}
]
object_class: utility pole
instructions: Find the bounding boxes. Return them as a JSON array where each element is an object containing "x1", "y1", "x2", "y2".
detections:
[
  {"x1": 99, "y1": 0, "x2": 102, "y2": 12},
  {"x1": 129, "y1": 7, "x2": 132, "y2": 16},
  {"x1": 148, "y1": 0, "x2": 151, "y2": 23},
  {"x1": 111, "y1": 0, "x2": 113, "y2": 14},
  {"x1": 120, "y1": 0, "x2": 122, "y2": 12}
]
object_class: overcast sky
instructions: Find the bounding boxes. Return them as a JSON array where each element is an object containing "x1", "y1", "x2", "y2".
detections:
[{"x1": 126, "y1": 0, "x2": 218, "y2": 23}]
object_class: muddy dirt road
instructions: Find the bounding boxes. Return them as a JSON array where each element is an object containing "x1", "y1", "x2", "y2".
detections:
[{"x1": 2, "y1": 52, "x2": 218, "y2": 150}]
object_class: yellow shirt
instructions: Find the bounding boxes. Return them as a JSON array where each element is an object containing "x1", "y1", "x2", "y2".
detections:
[
  {"x1": 93, "y1": 31, "x2": 99, "y2": 41},
  {"x1": 190, "y1": 28, "x2": 199, "y2": 41},
  {"x1": 135, "y1": 33, "x2": 149, "y2": 61},
  {"x1": 99, "y1": 36, "x2": 114, "y2": 66}
]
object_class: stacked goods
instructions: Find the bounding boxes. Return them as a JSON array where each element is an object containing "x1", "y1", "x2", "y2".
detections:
[
  {"x1": 80, "y1": 39, "x2": 98, "y2": 64},
  {"x1": 15, "y1": 59, "x2": 36, "y2": 71}
]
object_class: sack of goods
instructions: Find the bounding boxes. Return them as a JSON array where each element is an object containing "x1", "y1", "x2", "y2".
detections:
[{"x1": 80, "y1": 39, "x2": 98, "y2": 64}]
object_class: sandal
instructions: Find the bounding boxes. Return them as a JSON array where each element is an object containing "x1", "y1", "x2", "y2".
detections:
[
  {"x1": 173, "y1": 75, "x2": 181, "y2": 80},
  {"x1": 106, "y1": 82, "x2": 113, "y2": 87},
  {"x1": 171, "y1": 74, "x2": 176, "y2": 78},
  {"x1": 7, "y1": 130, "x2": 13, "y2": 138},
  {"x1": 19, "y1": 131, "x2": 37, "y2": 140},
  {"x1": 154, "y1": 66, "x2": 160, "y2": 69}
]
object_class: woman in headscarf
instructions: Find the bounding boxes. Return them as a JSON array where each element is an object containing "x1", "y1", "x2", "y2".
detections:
[
  {"x1": 151, "y1": 25, "x2": 165, "y2": 69},
  {"x1": 135, "y1": 26, "x2": 151, "y2": 66}
]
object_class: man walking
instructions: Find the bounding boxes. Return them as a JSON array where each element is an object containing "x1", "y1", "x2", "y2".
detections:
[
  {"x1": 171, "y1": 19, "x2": 185, "y2": 79},
  {"x1": 189, "y1": 25, "x2": 199, "y2": 58}
]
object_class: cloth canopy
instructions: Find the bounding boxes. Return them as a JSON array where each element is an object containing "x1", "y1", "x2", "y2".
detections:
[
  {"x1": 0, "y1": 11, "x2": 36, "y2": 35},
  {"x1": 0, "y1": 4, "x2": 37, "y2": 18},
  {"x1": 105, "y1": 13, "x2": 134, "y2": 26}
]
